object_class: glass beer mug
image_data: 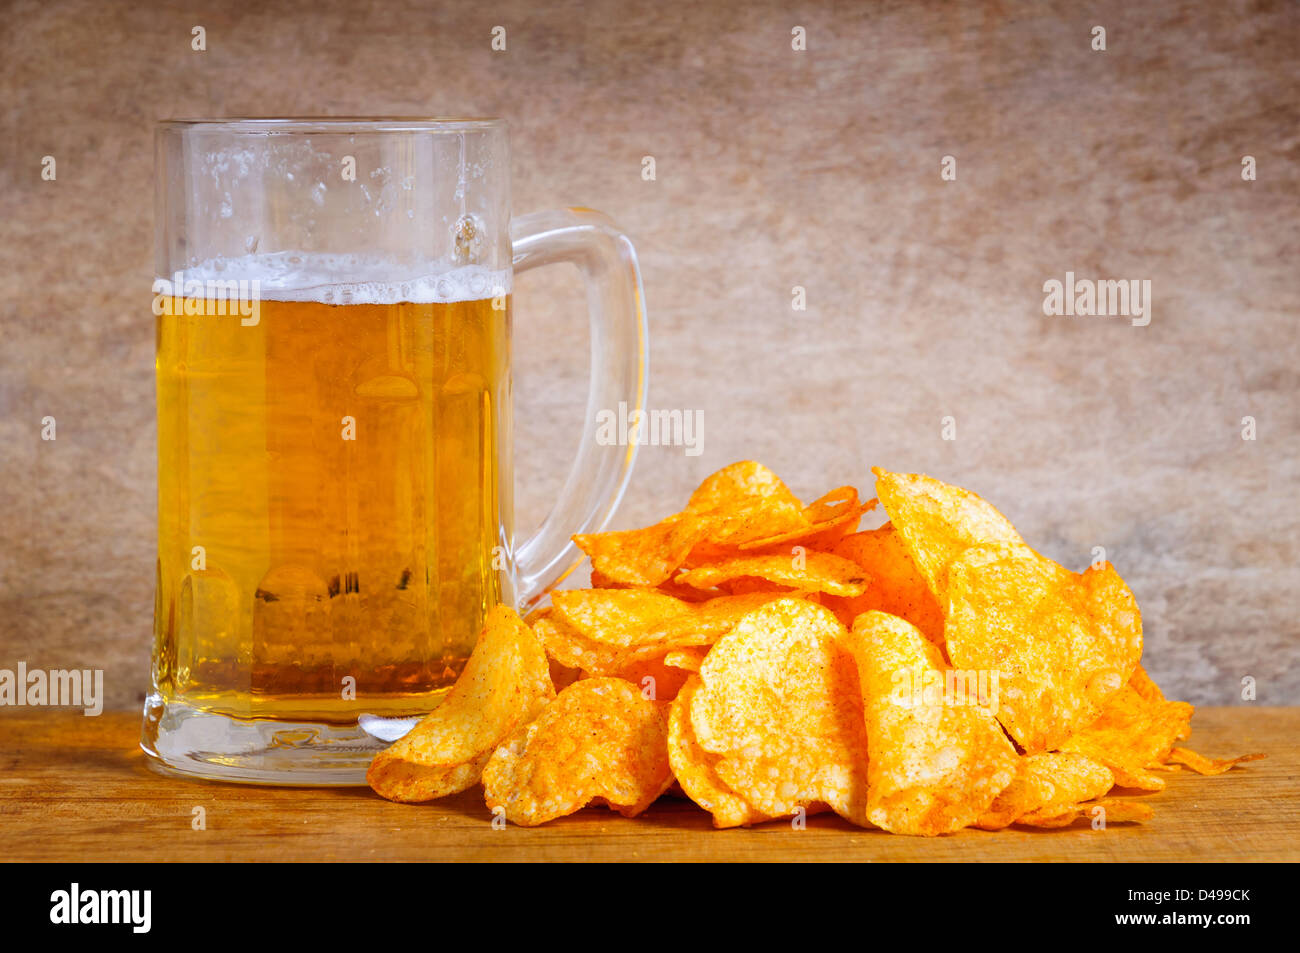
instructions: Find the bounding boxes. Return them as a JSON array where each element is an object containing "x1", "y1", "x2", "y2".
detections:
[{"x1": 143, "y1": 119, "x2": 646, "y2": 784}]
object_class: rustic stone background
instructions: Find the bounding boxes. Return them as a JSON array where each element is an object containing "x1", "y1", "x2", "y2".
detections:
[{"x1": 2, "y1": 0, "x2": 1297, "y2": 710}]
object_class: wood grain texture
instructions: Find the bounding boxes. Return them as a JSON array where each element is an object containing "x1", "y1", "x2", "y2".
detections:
[{"x1": 1, "y1": 708, "x2": 1293, "y2": 862}]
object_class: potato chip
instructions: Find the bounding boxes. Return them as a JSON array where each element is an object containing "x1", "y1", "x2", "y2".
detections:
[
  {"x1": 482, "y1": 677, "x2": 673, "y2": 826},
  {"x1": 455, "y1": 461, "x2": 1253, "y2": 833},
  {"x1": 574, "y1": 462, "x2": 810, "y2": 585},
  {"x1": 1128, "y1": 663, "x2": 1166, "y2": 702},
  {"x1": 595, "y1": 655, "x2": 692, "y2": 702},
  {"x1": 607, "y1": 591, "x2": 796, "y2": 668},
  {"x1": 677, "y1": 552, "x2": 869, "y2": 598},
  {"x1": 690, "y1": 598, "x2": 871, "y2": 825},
  {"x1": 667, "y1": 676, "x2": 771, "y2": 828},
  {"x1": 714, "y1": 575, "x2": 794, "y2": 596},
  {"x1": 590, "y1": 567, "x2": 715, "y2": 602},
  {"x1": 737, "y1": 487, "x2": 875, "y2": 552},
  {"x1": 1015, "y1": 797, "x2": 1153, "y2": 828},
  {"x1": 1060, "y1": 680, "x2": 1194, "y2": 790},
  {"x1": 575, "y1": 513, "x2": 709, "y2": 587},
  {"x1": 686, "y1": 461, "x2": 807, "y2": 540},
  {"x1": 974, "y1": 752, "x2": 1115, "y2": 830},
  {"x1": 848, "y1": 611, "x2": 1019, "y2": 835},
  {"x1": 1166, "y1": 747, "x2": 1265, "y2": 775},
  {"x1": 551, "y1": 587, "x2": 693, "y2": 647},
  {"x1": 663, "y1": 647, "x2": 708, "y2": 672},
  {"x1": 367, "y1": 606, "x2": 554, "y2": 803},
  {"x1": 945, "y1": 546, "x2": 1142, "y2": 752},
  {"x1": 825, "y1": 523, "x2": 945, "y2": 643},
  {"x1": 872, "y1": 468, "x2": 1032, "y2": 599},
  {"x1": 535, "y1": 590, "x2": 791, "y2": 678}
]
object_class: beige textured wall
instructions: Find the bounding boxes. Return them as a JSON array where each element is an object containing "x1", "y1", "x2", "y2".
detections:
[{"x1": 2, "y1": 0, "x2": 1297, "y2": 710}]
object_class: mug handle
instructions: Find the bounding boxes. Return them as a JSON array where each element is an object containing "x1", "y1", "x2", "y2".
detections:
[{"x1": 509, "y1": 207, "x2": 648, "y2": 607}]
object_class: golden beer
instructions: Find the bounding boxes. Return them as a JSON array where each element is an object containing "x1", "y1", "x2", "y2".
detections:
[
  {"x1": 153, "y1": 276, "x2": 511, "y2": 723},
  {"x1": 148, "y1": 119, "x2": 644, "y2": 783}
]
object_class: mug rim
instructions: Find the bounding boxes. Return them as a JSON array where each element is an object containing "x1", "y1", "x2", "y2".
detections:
[{"x1": 157, "y1": 117, "x2": 506, "y2": 133}]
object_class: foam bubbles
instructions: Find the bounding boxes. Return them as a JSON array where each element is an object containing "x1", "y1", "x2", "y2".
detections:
[{"x1": 170, "y1": 251, "x2": 511, "y2": 305}]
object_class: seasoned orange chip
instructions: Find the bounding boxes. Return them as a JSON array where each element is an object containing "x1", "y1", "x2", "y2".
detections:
[
  {"x1": 677, "y1": 552, "x2": 869, "y2": 598},
  {"x1": 1060, "y1": 680, "x2": 1194, "y2": 790},
  {"x1": 551, "y1": 588, "x2": 693, "y2": 648},
  {"x1": 589, "y1": 567, "x2": 715, "y2": 602},
  {"x1": 685, "y1": 461, "x2": 807, "y2": 540},
  {"x1": 1128, "y1": 663, "x2": 1166, "y2": 702},
  {"x1": 532, "y1": 611, "x2": 626, "y2": 674},
  {"x1": 663, "y1": 647, "x2": 708, "y2": 672},
  {"x1": 690, "y1": 598, "x2": 870, "y2": 825},
  {"x1": 482, "y1": 677, "x2": 673, "y2": 826},
  {"x1": 595, "y1": 655, "x2": 692, "y2": 702},
  {"x1": 535, "y1": 590, "x2": 792, "y2": 678},
  {"x1": 574, "y1": 462, "x2": 809, "y2": 586},
  {"x1": 367, "y1": 606, "x2": 554, "y2": 803},
  {"x1": 872, "y1": 468, "x2": 1032, "y2": 599},
  {"x1": 575, "y1": 513, "x2": 709, "y2": 587},
  {"x1": 946, "y1": 546, "x2": 1142, "y2": 752},
  {"x1": 737, "y1": 487, "x2": 874, "y2": 552},
  {"x1": 1166, "y1": 747, "x2": 1265, "y2": 775},
  {"x1": 975, "y1": 752, "x2": 1115, "y2": 830},
  {"x1": 667, "y1": 676, "x2": 770, "y2": 828},
  {"x1": 1016, "y1": 797, "x2": 1153, "y2": 828},
  {"x1": 713, "y1": 575, "x2": 795, "y2": 596},
  {"x1": 825, "y1": 523, "x2": 945, "y2": 643},
  {"x1": 469, "y1": 461, "x2": 1251, "y2": 832},
  {"x1": 608, "y1": 591, "x2": 795, "y2": 668},
  {"x1": 848, "y1": 611, "x2": 1018, "y2": 835}
]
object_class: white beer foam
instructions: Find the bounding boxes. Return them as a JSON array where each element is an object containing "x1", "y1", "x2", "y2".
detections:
[{"x1": 169, "y1": 251, "x2": 511, "y2": 305}]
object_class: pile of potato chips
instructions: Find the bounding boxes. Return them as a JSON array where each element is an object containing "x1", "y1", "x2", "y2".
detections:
[{"x1": 368, "y1": 462, "x2": 1262, "y2": 834}]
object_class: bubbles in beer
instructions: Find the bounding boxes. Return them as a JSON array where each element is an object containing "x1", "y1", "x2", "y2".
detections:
[{"x1": 175, "y1": 251, "x2": 511, "y2": 306}]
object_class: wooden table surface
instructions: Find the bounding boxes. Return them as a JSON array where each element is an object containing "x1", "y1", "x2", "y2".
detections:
[{"x1": 2, "y1": 708, "x2": 1295, "y2": 862}]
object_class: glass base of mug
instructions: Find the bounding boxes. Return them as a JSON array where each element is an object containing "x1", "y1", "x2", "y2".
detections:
[{"x1": 140, "y1": 694, "x2": 392, "y2": 786}]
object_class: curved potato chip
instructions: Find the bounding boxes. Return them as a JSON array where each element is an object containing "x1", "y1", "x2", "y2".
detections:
[
  {"x1": 575, "y1": 463, "x2": 810, "y2": 587},
  {"x1": 589, "y1": 567, "x2": 716, "y2": 602},
  {"x1": 574, "y1": 513, "x2": 707, "y2": 588},
  {"x1": 946, "y1": 547, "x2": 1142, "y2": 752},
  {"x1": 1060, "y1": 680, "x2": 1194, "y2": 791},
  {"x1": 974, "y1": 752, "x2": 1115, "y2": 830},
  {"x1": 677, "y1": 553, "x2": 869, "y2": 598},
  {"x1": 552, "y1": 588, "x2": 693, "y2": 647},
  {"x1": 691, "y1": 598, "x2": 870, "y2": 825},
  {"x1": 594, "y1": 655, "x2": 691, "y2": 702},
  {"x1": 826, "y1": 524, "x2": 945, "y2": 643},
  {"x1": 1166, "y1": 747, "x2": 1265, "y2": 775},
  {"x1": 1016, "y1": 797, "x2": 1153, "y2": 828},
  {"x1": 848, "y1": 611, "x2": 1018, "y2": 836},
  {"x1": 872, "y1": 468, "x2": 1031, "y2": 598},
  {"x1": 804, "y1": 486, "x2": 864, "y2": 523},
  {"x1": 608, "y1": 591, "x2": 795, "y2": 668},
  {"x1": 737, "y1": 487, "x2": 875, "y2": 552},
  {"x1": 663, "y1": 647, "x2": 708, "y2": 672},
  {"x1": 1128, "y1": 663, "x2": 1166, "y2": 702},
  {"x1": 667, "y1": 676, "x2": 771, "y2": 828},
  {"x1": 687, "y1": 460, "x2": 805, "y2": 525},
  {"x1": 536, "y1": 591, "x2": 792, "y2": 677},
  {"x1": 482, "y1": 677, "x2": 673, "y2": 826},
  {"x1": 532, "y1": 612, "x2": 623, "y2": 673},
  {"x1": 522, "y1": 605, "x2": 585, "y2": 686},
  {"x1": 367, "y1": 606, "x2": 554, "y2": 803}
]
